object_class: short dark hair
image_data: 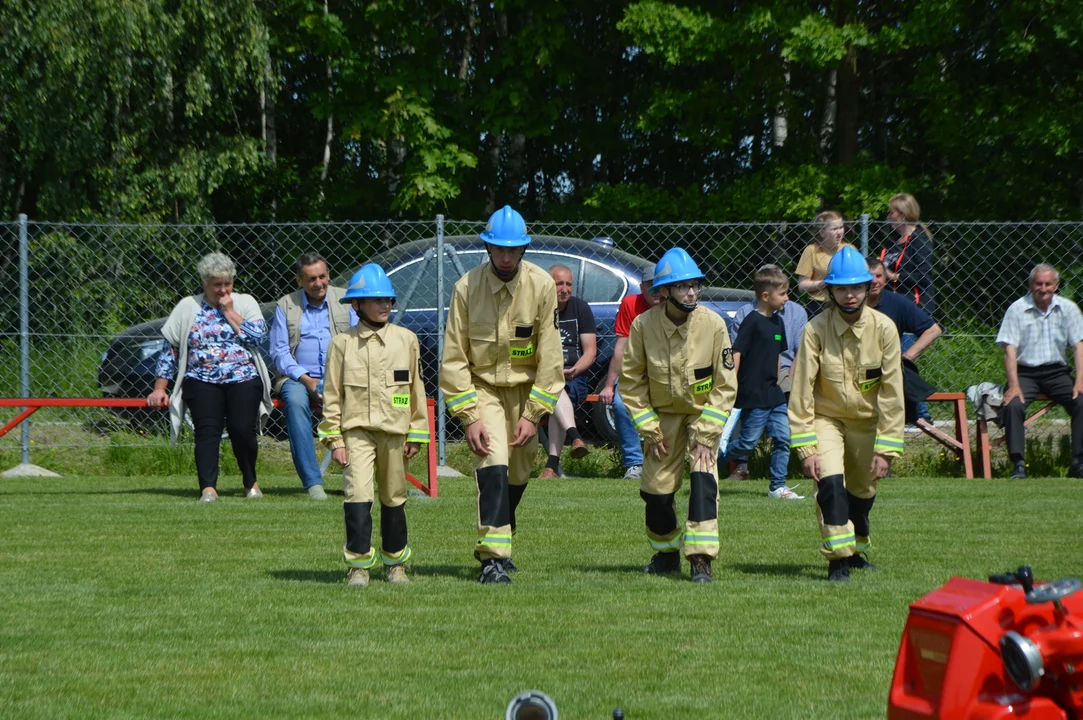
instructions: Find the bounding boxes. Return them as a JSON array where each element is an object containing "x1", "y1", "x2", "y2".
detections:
[
  {"x1": 753, "y1": 264, "x2": 788, "y2": 296},
  {"x1": 295, "y1": 253, "x2": 329, "y2": 276},
  {"x1": 867, "y1": 256, "x2": 884, "y2": 272}
]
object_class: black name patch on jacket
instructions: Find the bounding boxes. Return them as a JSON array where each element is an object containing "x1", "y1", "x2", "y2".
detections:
[
  {"x1": 694, "y1": 365, "x2": 713, "y2": 380},
  {"x1": 721, "y1": 348, "x2": 735, "y2": 370},
  {"x1": 516, "y1": 324, "x2": 534, "y2": 338},
  {"x1": 865, "y1": 368, "x2": 883, "y2": 379},
  {"x1": 394, "y1": 369, "x2": 410, "y2": 382}
]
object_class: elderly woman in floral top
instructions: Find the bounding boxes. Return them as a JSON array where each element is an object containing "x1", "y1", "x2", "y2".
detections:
[{"x1": 147, "y1": 253, "x2": 274, "y2": 502}]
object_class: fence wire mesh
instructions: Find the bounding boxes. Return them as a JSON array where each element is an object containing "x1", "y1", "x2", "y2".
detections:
[{"x1": 2, "y1": 217, "x2": 1081, "y2": 468}]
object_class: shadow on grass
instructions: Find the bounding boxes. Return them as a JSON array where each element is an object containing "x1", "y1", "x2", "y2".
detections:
[
  {"x1": 727, "y1": 562, "x2": 821, "y2": 579},
  {"x1": 411, "y1": 564, "x2": 479, "y2": 581},
  {"x1": 573, "y1": 564, "x2": 689, "y2": 582},
  {"x1": 267, "y1": 569, "x2": 344, "y2": 584}
]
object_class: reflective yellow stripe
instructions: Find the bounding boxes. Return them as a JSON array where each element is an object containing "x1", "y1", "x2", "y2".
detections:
[
  {"x1": 529, "y1": 386, "x2": 558, "y2": 412},
  {"x1": 648, "y1": 534, "x2": 682, "y2": 551},
  {"x1": 874, "y1": 436, "x2": 904, "y2": 452},
  {"x1": 684, "y1": 533, "x2": 719, "y2": 546},
  {"x1": 447, "y1": 390, "x2": 476, "y2": 410},
  {"x1": 344, "y1": 553, "x2": 378, "y2": 569},
  {"x1": 318, "y1": 429, "x2": 342, "y2": 439},
  {"x1": 791, "y1": 432, "x2": 816, "y2": 449},
  {"x1": 699, "y1": 405, "x2": 728, "y2": 426},
  {"x1": 633, "y1": 408, "x2": 658, "y2": 429},
  {"x1": 822, "y1": 533, "x2": 856, "y2": 550},
  {"x1": 407, "y1": 429, "x2": 430, "y2": 443},
  {"x1": 478, "y1": 533, "x2": 513, "y2": 547},
  {"x1": 380, "y1": 546, "x2": 412, "y2": 565}
]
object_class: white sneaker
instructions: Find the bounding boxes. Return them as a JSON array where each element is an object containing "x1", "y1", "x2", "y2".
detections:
[
  {"x1": 767, "y1": 485, "x2": 804, "y2": 500},
  {"x1": 623, "y1": 465, "x2": 643, "y2": 479},
  {"x1": 245, "y1": 486, "x2": 264, "y2": 500}
]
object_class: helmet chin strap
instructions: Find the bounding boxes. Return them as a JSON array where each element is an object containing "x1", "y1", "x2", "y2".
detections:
[
  {"x1": 354, "y1": 302, "x2": 392, "y2": 328},
  {"x1": 829, "y1": 283, "x2": 870, "y2": 314},
  {"x1": 486, "y1": 246, "x2": 523, "y2": 282},
  {"x1": 666, "y1": 295, "x2": 697, "y2": 314}
]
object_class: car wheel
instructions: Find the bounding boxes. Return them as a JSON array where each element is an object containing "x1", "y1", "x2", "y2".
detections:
[{"x1": 590, "y1": 378, "x2": 620, "y2": 446}]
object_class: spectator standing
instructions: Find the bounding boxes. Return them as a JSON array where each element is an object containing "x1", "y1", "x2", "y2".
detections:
[
  {"x1": 319, "y1": 264, "x2": 429, "y2": 587},
  {"x1": 796, "y1": 210, "x2": 853, "y2": 317},
  {"x1": 269, "y1": 253, "x2": 356, "y2": 500},
  {"x1": 882, "y1": 193, "x2": 937, "y2": 318},
  {"x1": 995, "y1": 264, "x2": 1083, "y2": 479},
  {"x1": 730, "y1": 291, "x2": 808, "y2": 398},
  {"x1": 598, "y1": 266, "x2": 661, "y2": 479},
  {"x1": 539, "y1": 265, "x2": 597, "y2": 478},
  {"x1": 440, "y1": 206, "x2": 564, "y2": 584},
  {"x1": 146, "y1": 253, "x2": 273, "y2": 502},
  {"x1": 723, "y1": 266, "x2": 803, "y2": 499},
  {"x1": 789, "y1": 246, "x2": 904, "y2": 582}
]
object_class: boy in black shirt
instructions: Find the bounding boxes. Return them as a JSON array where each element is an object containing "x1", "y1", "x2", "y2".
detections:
[{"x1": 724, "y1": 265, "x2": 804, "y2": 499}]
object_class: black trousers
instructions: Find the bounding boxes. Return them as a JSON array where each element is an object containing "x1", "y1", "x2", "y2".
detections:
[
  {"x1": 1003, "y1": 364, "x2": 1083, "y2": 462},
  {"x1": 182, "y1": 378, "x2": 263, "y2": 490}
]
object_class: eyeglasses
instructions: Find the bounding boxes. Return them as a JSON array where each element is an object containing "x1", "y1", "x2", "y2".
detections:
[{"x1": 672, "y1": 282, "x2": 701, "y2": 295}]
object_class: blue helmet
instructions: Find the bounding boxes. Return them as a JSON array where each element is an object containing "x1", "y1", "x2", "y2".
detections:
[
  {"x1": 651, "y1": 247, "x2": 706, "y2": 293},
  {"x1": 823, "y1": 245, "x2": 874, "y2": 285},
  {"x1": 480, "y1": 205, "x2": 531, "y2": 247},
  {"x1": 342, "y1": 263, "x2": 396, "y2": 302}
]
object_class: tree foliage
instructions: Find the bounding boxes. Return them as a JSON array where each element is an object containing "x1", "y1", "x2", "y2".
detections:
[{"x1": 3, "y1": 0, "x2": 1083, "y2": 223}]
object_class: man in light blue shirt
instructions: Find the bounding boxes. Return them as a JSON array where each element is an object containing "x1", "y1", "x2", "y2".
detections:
[
  {"x1": 996, "y1": 263, "x2": 1083, "y2": 479},
  {"x1": 270, "y1": 253, "x2": 357, "y2": 499}
]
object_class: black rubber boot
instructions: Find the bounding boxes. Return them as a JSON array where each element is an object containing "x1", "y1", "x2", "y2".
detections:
[
  {"x1": 478, "y1": 558, "x2": 511, "y2": 584},
  {"x1": 642, "y1": 551, "x2": 681, "y2": 574},
  {"x1": 828, "y1": 559, "x2": 851, "y2": 582},
  {"x1": 848, "y1": 553, "x2": 880, "y2": 571},
  {"x1": 689, "y1": 555, "x2": 713, "y2": 583}
]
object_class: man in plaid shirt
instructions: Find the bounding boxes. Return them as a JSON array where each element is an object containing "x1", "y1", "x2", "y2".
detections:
[{"x1": 996, "y1": 263, "x2": 1083, "y2": 479}]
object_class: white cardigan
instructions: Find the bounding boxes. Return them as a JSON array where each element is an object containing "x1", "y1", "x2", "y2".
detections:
[{"x1": 159, "y1": 293, "x2": 273, "y2": 445}]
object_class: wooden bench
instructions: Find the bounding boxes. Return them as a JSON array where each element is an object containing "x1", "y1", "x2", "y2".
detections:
[
  {"x1": 915, "y1": 392, "x2": 974, "y2": 479},
  {"x1": 975, "y1": 393, "x2": 1056, "y2": 480}
]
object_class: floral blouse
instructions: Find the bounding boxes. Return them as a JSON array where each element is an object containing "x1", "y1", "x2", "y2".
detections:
[{"x1": 155, "y1": 302, "x2": 266, "y2": 385}]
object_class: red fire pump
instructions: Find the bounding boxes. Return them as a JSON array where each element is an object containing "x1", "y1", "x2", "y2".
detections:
[{"x1": 888, "y1": 566, "x2": 1083, "y2": 719}]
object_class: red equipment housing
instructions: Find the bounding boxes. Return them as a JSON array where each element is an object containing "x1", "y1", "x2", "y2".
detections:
[{"x1": 888, "y1": 574, "x2": 1083, "y2": 719}]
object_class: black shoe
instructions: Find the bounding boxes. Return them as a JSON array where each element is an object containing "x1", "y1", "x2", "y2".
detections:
[
  {"x1": 848, "y1": 554, "x2": 879, "y2": 571},
  {"x1": 642, "y1": 551, "x2": 681, "y2": 574},
  {"x1": 478, "y1": 559, "x2": 511, "y2": 584},
  {"x1": 828, "y1": 559, "x2": 851, "y2": 582},
  {"x1": 1069, "y1": 463, "x2": 1083, "y2": 479},
  {"x1": 689, "y1": 555, "x2": 713, "y2": 583},
  {"x1": 1010, "y1": 460, "x2": 1027, "y2": 479},
  {"x1": 502, "y1": 558, "x2": 519, "y2": 573}
]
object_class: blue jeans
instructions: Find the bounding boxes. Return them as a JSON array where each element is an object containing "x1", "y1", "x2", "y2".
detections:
[
  {"x1": 725, "y1": 404, "x2": 790, "y2": 490},
  {"x1": 611, "y1": 381, "x2": 644, "y2": 468},
  {"x1": 901, "y1": 333, "x2": 930, "y2": 420},
  {"x1": 281, "y1": 378, "x2": 323, "y2": 488}
]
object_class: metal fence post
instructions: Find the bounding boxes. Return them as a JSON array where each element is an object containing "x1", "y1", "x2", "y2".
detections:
[
  {"x1": 859, "y1": 213, "x2": 870, "y2": 257},
  {"x1": 435, "y1": 214, "x2": 447, "y2": 466},
  {"x1": 18, "y1": 214, "x2": 30, "y2": 465}
]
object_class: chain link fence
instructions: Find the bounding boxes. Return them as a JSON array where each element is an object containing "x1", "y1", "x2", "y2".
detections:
[{"x1": 2, "y1": 215, "x2": 1081, "y2": 469}]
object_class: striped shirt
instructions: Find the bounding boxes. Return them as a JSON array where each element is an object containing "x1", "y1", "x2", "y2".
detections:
[{"x1": 996, "y1": 294, "x2": 1083, "y2": 367}]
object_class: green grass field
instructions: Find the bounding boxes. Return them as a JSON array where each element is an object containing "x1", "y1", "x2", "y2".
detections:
[{"x1": 1, "y1": 469, "x2": 1080, "y2": 719}]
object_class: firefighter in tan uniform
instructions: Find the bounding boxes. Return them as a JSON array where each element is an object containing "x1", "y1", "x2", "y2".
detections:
[
  {"x1": 788, "y1": 246, "x2": 905, "y2": 582},
  {"x1": 318, "y1": 264, "x2": 430, "y2": 587},
  {"x1": 440, "y1": 206, "x2": 565, "y2": 585},
  {"x1": 620, "y1": 248, "x2": 737, "y2": 583}
]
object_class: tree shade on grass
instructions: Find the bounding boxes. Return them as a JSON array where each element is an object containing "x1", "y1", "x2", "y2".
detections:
[{"x1": 1, "y1": 473, "x2": 1078, "y2": 718}]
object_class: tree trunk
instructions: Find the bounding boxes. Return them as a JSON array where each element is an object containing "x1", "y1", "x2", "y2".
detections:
[
  {"x1": 317, "y1": 0, "x2": 333, "y2": 206},
  {"x1": 458, "y1": 0, "x2": 476, "y2": 84},
  {"x1": 772, "y1": 62, "x2": 790, "y2": 148},
  {"x1": 834, "y1": 45, "x2": 859, "y2": 166},
  {"x1": 484, "y1": 132, "x2": 503, "y2": 215},
  {"x1": 819, "y1": 67, "x2": 837, "y2": 163}
]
